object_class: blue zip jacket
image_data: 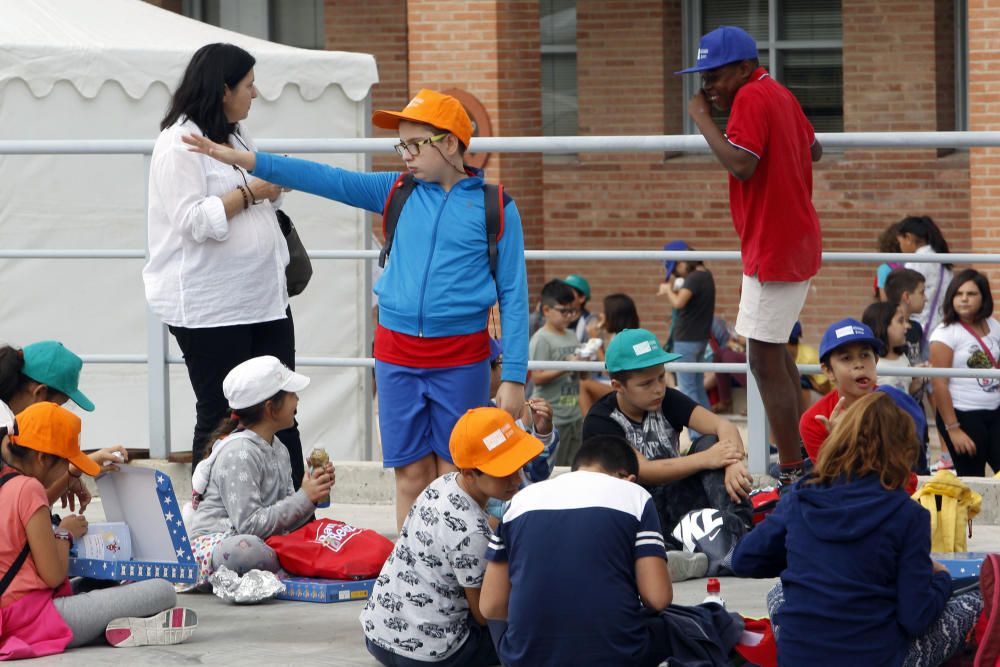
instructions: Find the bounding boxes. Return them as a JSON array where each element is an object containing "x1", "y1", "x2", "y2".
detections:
[
  {"x1": 732, "y1": 473, "x2": 952, "y2": 667},
  {"x1": 252, "y1": 153, "x2": 529, "y2": 383}
]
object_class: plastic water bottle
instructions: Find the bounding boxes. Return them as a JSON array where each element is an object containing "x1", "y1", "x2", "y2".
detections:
[{"x1": 702, "y1": 577, "x2": 726, "y2": 607}]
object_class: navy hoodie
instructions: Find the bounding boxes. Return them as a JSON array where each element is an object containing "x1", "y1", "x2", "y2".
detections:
[{"x1": 732, "y1": 474, "x2": 952, "y2": 666}]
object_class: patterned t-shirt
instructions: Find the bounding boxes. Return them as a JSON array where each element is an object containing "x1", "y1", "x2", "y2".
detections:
[
  {"x1": 582, "y1": 388, "x2": 699, "y2": 461},
  {"x1": 360, "y1": 473, "x2": 491, "y2": 661}
]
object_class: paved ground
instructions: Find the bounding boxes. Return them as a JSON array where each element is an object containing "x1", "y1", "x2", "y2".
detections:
[{"x1": 29, "y1": 500, "x2": 1000, "y2": 666}]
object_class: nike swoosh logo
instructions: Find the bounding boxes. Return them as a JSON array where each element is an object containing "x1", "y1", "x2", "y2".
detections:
[{"x1": 707, "y1": 528, "x2": 721, "y2": 541}]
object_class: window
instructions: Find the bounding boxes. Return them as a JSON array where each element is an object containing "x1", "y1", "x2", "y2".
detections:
[
  {"x1": 682, "y1": 0, "x2": 843, "y2": 133},
  {"x1": 540, "y1": 0, "x2": 577, "y2": 136},
  {"x1": 182, "y1": 0, "x2": 325, "y2": 49}
]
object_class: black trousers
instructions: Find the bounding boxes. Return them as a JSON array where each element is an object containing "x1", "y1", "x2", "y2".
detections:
[
  {"x1": 935, "y1": 407, "x2": 1000, "y2": 477},
  {"x1": 169, "y1": 307, "x2": 303, "y2": 488}
]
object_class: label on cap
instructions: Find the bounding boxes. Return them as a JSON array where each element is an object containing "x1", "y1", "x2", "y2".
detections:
[
  {"x1": 697, "y1": 47, "x2": 709, "y2": 61},
  {"x1": 834, "y1": 325, "x2": 862, "y2": 339},
  {"x1": 483, "y1": 428, "x2": 508, "y2": 451},
  {"x1": 632, "y1": 341, "x2": 653, "y2": 356}
]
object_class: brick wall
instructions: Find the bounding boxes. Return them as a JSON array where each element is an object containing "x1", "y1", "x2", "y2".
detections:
[
  {"x1": 541, "y1": 0, "x2": 970, "y2": 347},
  {"x1": 968, "y1": 1, "x2": 1000, "y2": 287}
]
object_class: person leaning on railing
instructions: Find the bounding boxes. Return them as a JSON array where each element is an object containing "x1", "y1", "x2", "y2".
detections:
[
  {"x1": 930, "y1": 269, "x2": 1000, "y2": 477},
  {"x1": 141, "y1": 43, "x2": 304, "y2": 485}
]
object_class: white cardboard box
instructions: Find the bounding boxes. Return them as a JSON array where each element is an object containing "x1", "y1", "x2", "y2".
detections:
[{"x1": 68, "y1": 465, "x2": 198, "y2": 583}]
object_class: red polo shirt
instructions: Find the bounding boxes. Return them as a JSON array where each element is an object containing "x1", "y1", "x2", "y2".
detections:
[{"x1": 726, "y1": 68, "x2": 822, "y2": 282}]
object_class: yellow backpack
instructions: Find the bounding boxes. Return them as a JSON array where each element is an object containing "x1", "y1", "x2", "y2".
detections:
[{"x1": 911, "y1": 470, "x2": 982, "y2": 552}]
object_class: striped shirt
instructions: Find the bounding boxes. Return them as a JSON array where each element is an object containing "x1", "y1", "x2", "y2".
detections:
[{"x1": 485, "y1": 470, "x2": 666, "y2": 666}]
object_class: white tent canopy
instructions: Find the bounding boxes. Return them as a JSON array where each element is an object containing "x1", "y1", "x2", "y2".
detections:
[{"x1": 0, "y1": 0, "x2": 380, "y2": 463}]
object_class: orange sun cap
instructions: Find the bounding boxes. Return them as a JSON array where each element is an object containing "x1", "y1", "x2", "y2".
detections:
[
  {"x1": 449, "y1": 407, "x2": 543, "y2": 478},
  {"x1": 10, "y1": 402, "x2": 100, "y2": 477},
  {"x1": 372, "y1": 89, "x2": 474, "y2": 148}
]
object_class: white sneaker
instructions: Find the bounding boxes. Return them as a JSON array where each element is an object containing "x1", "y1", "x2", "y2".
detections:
[
  {"x1": 105, "y1": 607, "x2": 198, "y2": 648},
  {"x1": 667, "y1": 551, "x2": 708, "y2": 582}
]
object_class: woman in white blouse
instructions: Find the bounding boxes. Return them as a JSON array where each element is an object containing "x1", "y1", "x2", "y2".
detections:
[
  {"x1": 929, "y1": 269, "x2": 1000, "y2": 476},
  {"x1": 142, "y1": 43, "x2": 303, "y2": 482}
]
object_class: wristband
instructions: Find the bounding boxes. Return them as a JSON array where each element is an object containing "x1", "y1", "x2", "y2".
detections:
[
  {"x1": 945, "y1": 422, "x2": 961, "y2": 431},
  {"x1": 53, "y1": 528, "x2": 73, "y2": 547},
  {"x1": 236, "y1": 185, "x2": 250, "y2": 210}
]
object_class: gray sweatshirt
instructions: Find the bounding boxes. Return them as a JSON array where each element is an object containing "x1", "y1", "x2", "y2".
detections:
[{"x1": 187, "y1": 429, "x2": 313, "y2": 539}]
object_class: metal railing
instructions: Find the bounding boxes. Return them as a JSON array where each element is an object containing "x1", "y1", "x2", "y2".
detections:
[{"x1": 4, "y1": 131, "x2": 1000, "y2": 473}]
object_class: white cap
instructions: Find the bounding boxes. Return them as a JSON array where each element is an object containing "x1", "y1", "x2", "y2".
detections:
[
  {"x1": 223, "y1": 356, "x2": 310, "y2": 410},
  {"x1": 0, "y1": 400, "x2": 15, "y2": 433}
]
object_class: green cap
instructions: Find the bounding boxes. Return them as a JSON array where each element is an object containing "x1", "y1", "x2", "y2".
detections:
[
  {"x1": 21, "y1": 341, "x2": 94, "y2": 412},
  {"x1": 605, "y1": 329, "x2": 682, "y2": 373},
  {"x1": 562, "y1": 274, "x2": 590, "y2": 299}
]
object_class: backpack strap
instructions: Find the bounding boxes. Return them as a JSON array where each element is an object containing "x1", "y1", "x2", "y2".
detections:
[
  {"x1": 483, "y1": 183, "x2": 504, "y2": 279},
  {"x1": 379, "y1": 173, "x2": 417, "y2": 269},
  {"x1": 0, "y1": 472, "x2": 32, "y2": 597}
]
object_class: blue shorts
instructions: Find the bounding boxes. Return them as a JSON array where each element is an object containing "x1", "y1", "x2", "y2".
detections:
[{"x1": 375, "y1": 359, "x2": 490, "y2": 468}]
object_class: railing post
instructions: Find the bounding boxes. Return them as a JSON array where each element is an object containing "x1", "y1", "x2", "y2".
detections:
[
  {"x1": 745, "y1": 350, "x2": 770, "y2": 476},
  {"x1": 143, "y1": 153, "x2": 171, "y2": 459}
]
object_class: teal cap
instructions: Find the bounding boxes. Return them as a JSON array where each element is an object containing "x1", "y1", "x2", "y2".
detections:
[
  {"x1": 562, "y1": 274, "x2": 590, "y2": 299},
  {"x1": 21, "y1": 341, "x2": 94, "y2": 412},
  {"x1": 605, "y1": 329, "x2": 682, "y2": 373}
]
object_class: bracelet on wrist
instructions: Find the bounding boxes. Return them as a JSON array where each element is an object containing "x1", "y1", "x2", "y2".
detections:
[
  {"x1": 53, "y1": 528, "x2": 73, "y2": 547},
  {"x1": 945, "y1": 422, "x2": 961, "y2": 431},
  {"x1": 236, "y1": 185, "x2": 250, "y2": 210}
]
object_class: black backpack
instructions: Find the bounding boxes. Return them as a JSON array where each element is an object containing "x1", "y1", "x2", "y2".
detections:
[{"x1": 378, "y1": 173, "x2": 509, "y2": 280}]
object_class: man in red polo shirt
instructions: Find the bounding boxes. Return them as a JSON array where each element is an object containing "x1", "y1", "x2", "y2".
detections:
[{"x1": 678, "y1": 26, "x2": 822, "y2": 484}]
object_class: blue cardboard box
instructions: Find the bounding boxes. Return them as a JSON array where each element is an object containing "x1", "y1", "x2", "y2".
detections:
[
  {"x1": 932, "y1": 552, "x2": 987, "y2": 589},
  {"x1": 69, "y1": 465, "x2": 197, "y2": 583},
  {"x1": 276, "y1": 576, "x2": 376, "y2": 604}
]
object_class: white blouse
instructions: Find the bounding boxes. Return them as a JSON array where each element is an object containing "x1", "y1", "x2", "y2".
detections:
[{"x1": 142, "y1": 119, "x2": 289, "y2": 328}]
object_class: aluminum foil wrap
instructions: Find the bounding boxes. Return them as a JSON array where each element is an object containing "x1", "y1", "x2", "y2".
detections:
[{"x1": 209, "y1": 566, "x2": 286, "y2": 604}]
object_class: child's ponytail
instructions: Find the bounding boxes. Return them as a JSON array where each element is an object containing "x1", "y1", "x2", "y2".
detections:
[
  {"x1": 203, "y1": 390, "x2": 288, "y2": 460},
  {"x1": 0, "y1": 345, "x2": 26, "y2": 405},
  {"x1": 898, "y1": 215, "x2": 953, "y2": 269}
]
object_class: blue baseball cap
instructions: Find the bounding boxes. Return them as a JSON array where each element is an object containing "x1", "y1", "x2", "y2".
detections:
[
  {"x1": 818, "y1": 319, "x2": 883, "y2": 361},
  {"x1": 22, "y1": 341, "x2": 94, "y2": 412},
  {"x1": 789, "y1": 321, "x2": 803, "y2": 342},
  {"x1": 663, "y1": 240, "x2": 689, "y2": 279},
  {"x1": 676, "y1": 26, "x2": 758, "y2": 74}
]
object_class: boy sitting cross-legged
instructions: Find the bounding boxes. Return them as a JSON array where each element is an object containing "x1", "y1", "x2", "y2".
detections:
[
  {"x1": 582, "y1": 328, "x2": 753, "y2": 574},
  {"x1": 480, "y1": 434, "x2": 744, "y2": 667},
  {"x1": 360, "y1": 407, "x2": 542, "y2": 667}
]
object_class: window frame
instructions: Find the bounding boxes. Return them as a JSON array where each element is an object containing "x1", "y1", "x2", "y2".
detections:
[
  {"x1": 680, "y1": 0, "x2": 844, "y2": 135},
  {"x1": 540, "y1": 0, "x2": 578, "y2": 138}
]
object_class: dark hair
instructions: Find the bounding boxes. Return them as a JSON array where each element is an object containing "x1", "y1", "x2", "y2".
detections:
[
  {"x1": 540, "y1": 279, "x2": 576, "y2": 308},
  {"x1": 572, "y1": 435, "x2": 639, "y2": 477},
  {"x1": 897, "y1": 216, "x2": 953, "y2": 270},
  {"x1": 0, "y1": 346, "x2": 27, "y2": 405},
  {"x1": 603, "y1": 293, "x2": 640, "y2": 334},
  {"x1": 204, "y1": 390, "x2": 288, "y2": 459},
  {"x1": 883, "y1": 268, "x2": 925, "y2": 306},
  {"x1": 941, "y1": 269, "x2": 994, "y2": 326},
  {"x1": 861, "y1": 302, "x2": 902, "y2": 356},
  {"x1": 877, "y1": 222, "x2": 902, "y2": 254},
  {"x1": 160, "y1": 43, "x2": 256, "y2": 143},
  {"x1": 819, "y1": 340, "x2": 879, "y2": 368}
]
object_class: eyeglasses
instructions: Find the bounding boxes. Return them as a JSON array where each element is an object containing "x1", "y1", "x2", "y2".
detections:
[
  {"x1": 552, "y1": 306, "x2": 580, "y2": 317},
  {"x1": 393, "y1": 133, "x2": 448, "y2": 158}
]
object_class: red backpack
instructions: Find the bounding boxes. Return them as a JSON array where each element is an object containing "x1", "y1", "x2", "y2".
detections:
[{"x1": 265, "y1": 519, "x2": 393, "y2": 580}]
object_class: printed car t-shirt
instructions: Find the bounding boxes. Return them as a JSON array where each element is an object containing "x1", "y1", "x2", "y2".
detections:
[
  {"x1": 929, "y1": 319, "x2": 1000, "y2": 412},
  {"x1": 0, "y1": 467, "x2": 52, "y2": 607},
  {"x1": 582, "y1": 388, "x2": 699, "y2": 461},
  {"x1": 529, "y1": 326, "x2": 581, "y2": 425},
  {"x1": 360, "y1": 473, "x2": 491, "y2": 661},
  {"x1": 486, "y1": 471, "x2": 667, "y2": 666}
]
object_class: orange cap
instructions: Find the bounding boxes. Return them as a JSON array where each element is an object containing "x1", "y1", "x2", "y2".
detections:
[
  {"x1": 449, "y1": 407, "x2": 543, "y2": 477},
  {"x1": 372, "y1": 89, "x2": 474, "y2": 148},
  {"x1": 11, "y1": 402, "x2": 100, "y2": 477}
]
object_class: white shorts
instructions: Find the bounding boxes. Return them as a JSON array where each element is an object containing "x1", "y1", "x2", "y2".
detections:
[{"x1": 735, "y1": 275, "x2": 811, "y2": 344}]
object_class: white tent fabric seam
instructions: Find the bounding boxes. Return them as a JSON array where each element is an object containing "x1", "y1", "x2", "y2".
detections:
[{"x1": 0, "y1": 0, "x2": 379, "y2": 102}]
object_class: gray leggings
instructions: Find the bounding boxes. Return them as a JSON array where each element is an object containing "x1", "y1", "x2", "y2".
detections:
[{"x1": 53, "y1": 579, "x2": 176, "y2": 648}]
